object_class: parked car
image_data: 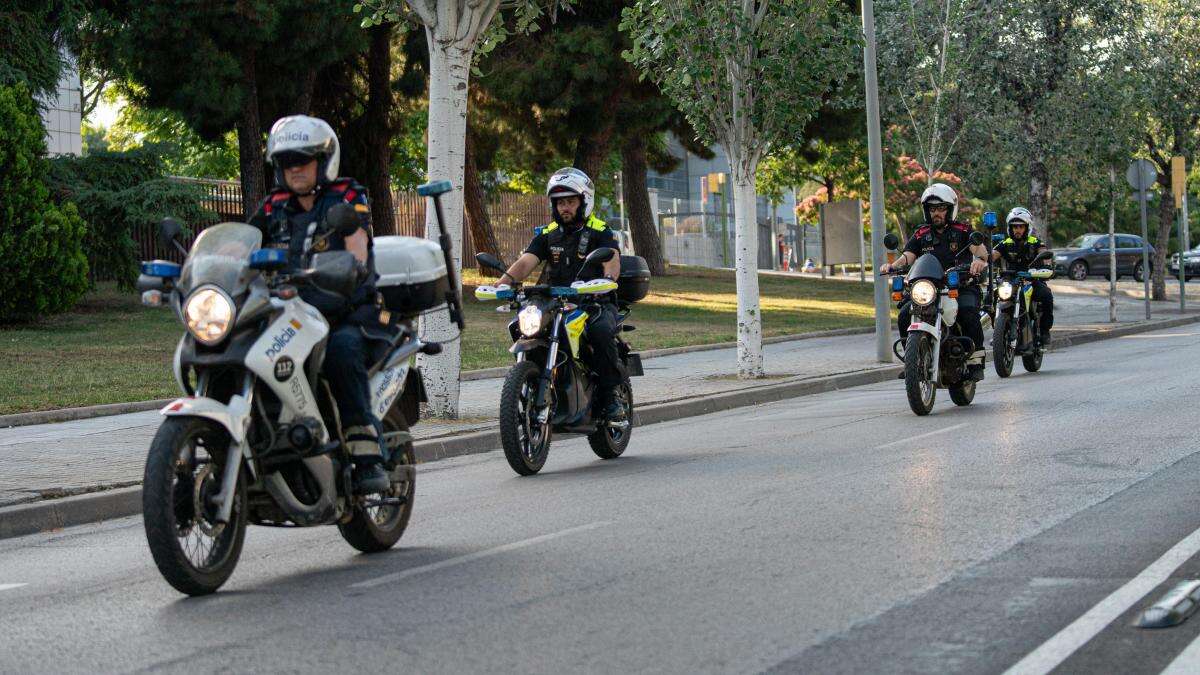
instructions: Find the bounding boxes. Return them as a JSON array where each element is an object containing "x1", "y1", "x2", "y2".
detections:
[
  {"x1": 1168, "y1": 243, "x2": 1200, "y2": 280},
  {"x1": 1053, "y1": 233, "x2": 1154, "y2": 282}
]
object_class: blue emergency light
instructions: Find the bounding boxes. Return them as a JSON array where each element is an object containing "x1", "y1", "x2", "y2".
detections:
[
  {"x1": 141, "y1": 260, "x2": 181, "y2": 278},
  {"x1": 983, "y1": 211, "x2": 997, "y2": 228},
  {"x1": 891, "y1": 276, "x2": 904, "y2": 292},
  {"x1": 249, "y1": 248, "x2": 288, "y2": 271},
  {"x1": 947, "y1": 270, "x2": 960, "y2": 289}
]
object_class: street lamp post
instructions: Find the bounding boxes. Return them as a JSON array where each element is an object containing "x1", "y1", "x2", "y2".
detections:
[{"x1": 862, "y1": 0, "x2": 891, "y2": 363}]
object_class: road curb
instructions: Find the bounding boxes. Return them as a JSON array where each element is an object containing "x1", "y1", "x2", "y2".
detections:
[
  {"x1": 2, "y1": 328, "x2": 876, "y2": 425},
  {"x1": 3, "y1": 314, "x2": 1196, "y2": 541}
]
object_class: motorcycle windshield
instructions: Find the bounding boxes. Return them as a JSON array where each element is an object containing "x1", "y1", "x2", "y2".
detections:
[
  {"x1": 178, "y1": 223, "x2": 262, "y2": 297},
  {"x1": 906, "y1": 253, "x2": 944, "y2": 283}
]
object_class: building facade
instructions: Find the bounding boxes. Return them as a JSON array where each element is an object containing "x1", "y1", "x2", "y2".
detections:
[{"x1": 40, "y1": 61, "x2": 83, "y2": 157}]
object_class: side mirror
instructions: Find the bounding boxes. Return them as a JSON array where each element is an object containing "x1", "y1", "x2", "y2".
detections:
[
  {"x1": 583, "y1": 247, "x2": 617, "y2": 267},
  {"x1": 983, "y1": 211, "x2": 997, "y2": 229},
  {"x1": 308, "y1": 251, "x2": 359, "y2": 298},
  {"x1": 969, "y1": 231, "x2": 985, "y2": 246},
  {"x1": 159, "y1": 217, "x2": 182, "y2": 246},
  {"x1": 326, "y1": 203, "x2": 362, "y2": 237},
  {"x1": 475, "y1": 252, "x2": 508, "y2": 274},
  {"x1": 883, "y1": 233, "x2": 900, "y2": 251}
]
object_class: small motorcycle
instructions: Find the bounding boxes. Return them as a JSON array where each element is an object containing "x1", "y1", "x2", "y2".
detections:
[
  {"x1": 992, "y1": 251, "x2": 1055, "y2": 377},
  {"x1": 474, "y1": 249, "x2": 648, "y2": 475},
  {"x1": 884, "y1": 231, "x2": 987, "y2": 416},
  {"x1": 137, "y1": 180, "x2": 463, "y2": 596}
]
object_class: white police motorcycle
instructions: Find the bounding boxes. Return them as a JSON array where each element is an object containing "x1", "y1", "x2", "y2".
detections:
[{"x1": 137, "y1": 181, "x2": 462, "y2": 596}]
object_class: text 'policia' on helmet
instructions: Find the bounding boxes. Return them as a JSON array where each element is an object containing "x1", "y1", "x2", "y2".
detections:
[
  {"x1": 1006, "y1": 206, "x2": 1035, "y2": 239},
  {"x1": 266, "y1": 115, "x2": 341, "y2": 188},
  {"x1": 545, "y1": 167, "x2": 596, "y2": 219},
  {"x1": 920, "y1": 182, "x2": 959, "y2": 223}
]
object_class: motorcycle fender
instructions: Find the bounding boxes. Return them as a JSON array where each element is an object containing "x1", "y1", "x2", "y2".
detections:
[
  {"x1": 244, "y1": 299, "x2": 329, "y2": 427},
  {"x1": 370, "y1": 361, "x2": 411, "y2": 421},
  {"x1": 161, "y1": 395, "x2": 251, "y2": 446},
  {"x1": 510, "y1": 338, "x2": 549, "y2": 354},
  {"x1": 907, "y1": 321, "x2": 939, "y2": 337},
  {"x1": 565, "y1": 309, "x2": 588, "y2": 358}
]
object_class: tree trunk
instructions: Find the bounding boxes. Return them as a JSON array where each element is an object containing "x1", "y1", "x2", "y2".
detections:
[
  {"x1": 417, "y1": 33, "x2": 472, "y2": 418},
  {"x1": 1028, "y1": 158, "x2": 1051, "y2": 246},
  {"x1": 620, "y1": 136, "x2": 665, "y2": 276},
  {"x1": 1153, "y1": 180, "x2": 1174, "y2": 301},
  {"x1": 236, "y1": 50, "x2": 265, "y2": 218},
  {"x1": 464, "y1": 129, "x2": 502, "y2": 264},
  {"x1": 731, "y1": 161, "x2": 764, "y2": 379},
  {"x1": 573, "y1": 125, "x2": 615, "y2": 181},
  {"x1": 363, "y1": 24, "x2": 396, "y2": 236}
]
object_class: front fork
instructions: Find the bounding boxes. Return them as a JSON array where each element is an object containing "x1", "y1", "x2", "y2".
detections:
[
  {"x1": 212, "y1": 372, "x2": 253, "y2": 524},
  {"x1": 533, "y1": 313, "x2": 564, "y2": 425}
]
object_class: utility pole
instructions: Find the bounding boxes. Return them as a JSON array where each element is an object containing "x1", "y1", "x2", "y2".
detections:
[{"x1": 861, "y1": 0, "x2": 890, "y2": 362}]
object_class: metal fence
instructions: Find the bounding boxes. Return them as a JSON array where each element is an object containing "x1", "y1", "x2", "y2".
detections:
[
  {"x1": 134, "y1": 178, "x2": 546, "y2": 266},
  {"x1": 655, "y1": 210, "x2": 775, "y2": 270}
]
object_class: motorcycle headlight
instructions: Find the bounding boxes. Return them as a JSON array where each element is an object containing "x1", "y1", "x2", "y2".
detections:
[
  {"x1": 997, "y1": 282, "x2": 1014, "y2": 300},
  {"x1": 517, "y1": 305, "x2": 544, "y2": 337},
  {"x1": 910, "y1": 279, "x2": 938, "y2": 306},
  {"x1": 184, "y1": 287, "x2": 234, "y2": 345}
]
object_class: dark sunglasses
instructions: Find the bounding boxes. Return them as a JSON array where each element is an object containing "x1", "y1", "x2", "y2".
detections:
[{"x1": 275, "y1": 152, "x2": 315, "y2": 170}]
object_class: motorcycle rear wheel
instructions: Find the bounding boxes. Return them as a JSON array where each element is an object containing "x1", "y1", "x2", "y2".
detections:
[
  {"x1": 500, "y1": 361, "x2": 552, "y2": 475},
  {"x1": 143, "y1": 417, "x2": 246, "y2": 596},
  {"x1": 1023, "y1": 315, "x2": 1045, "y2": 372},
  {"x1": 588, "y1": 378, "x2": 633, "y2": 459},
  {"x1": 993, "y1": 313, "x2": 1015, "y2": 378},
  {"x1": 338, "y1": 408, "x2": 415, "y2": 553},
  {"x1": 904, "y1": 333, "x2": 936, "y2": 416}
]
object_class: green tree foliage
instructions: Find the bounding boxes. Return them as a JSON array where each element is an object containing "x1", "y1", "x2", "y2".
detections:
[
  {"x1": 0, "y1": 1, "x2": 83, "y2": 98},
  {"x1": 0, "y1": 85, "x2": 89, "y2": 323},
  {"x1": 46, "y1": 147, "x2": 215, "y2": 289},
  {"x1": 105, "y1": 98, "x2": 240, "y2": 180}
]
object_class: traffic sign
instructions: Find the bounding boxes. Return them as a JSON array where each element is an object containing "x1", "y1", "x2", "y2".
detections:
[{"x1": 1126, "y1": 159, "x2": 1158, "y2": 192}]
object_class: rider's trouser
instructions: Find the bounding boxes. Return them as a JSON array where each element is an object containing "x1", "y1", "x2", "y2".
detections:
[
  {"x1": 1032, "y1": 280, "x2": 1054, "y2": 332},
  {"x1": 897, "y1": 286, "x2": 985, "y2": 353},
  {"x1": 584, "y1": 302, "x2": 622, "y2": 407},
  {"x1": 324, "y1": 323, "x2": 383, "y2": 461}
]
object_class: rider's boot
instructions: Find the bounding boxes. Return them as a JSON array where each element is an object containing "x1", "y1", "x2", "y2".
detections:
[
  {"x1": 346, "y1": 425, "x2": 390, "y2": 494},
  {"x1": 595, "y1": 388, "x2": 626, "y2": 422},
  {"x1": 968, "y1": 364, "x2": 986, "y2": 382}
]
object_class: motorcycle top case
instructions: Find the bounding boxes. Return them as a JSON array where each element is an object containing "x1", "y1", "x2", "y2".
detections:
[
  {"x1": 618, "y1": 255, "x2": 651, "y2": 304},
  {"x1": 374, "y1": 236, "x2": 450, "y2": 317}
]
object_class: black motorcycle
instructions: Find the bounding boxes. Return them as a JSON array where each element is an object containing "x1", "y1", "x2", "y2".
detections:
[
  {"x1": 992, "y1": 251, "x2": 1055, "y2": 377},
  {"x1": 474, "y1": 250, "x2": 649, "y2": 475},
  {"x1": 884, "y1": 231, "x2": 987, "y2": 416}
]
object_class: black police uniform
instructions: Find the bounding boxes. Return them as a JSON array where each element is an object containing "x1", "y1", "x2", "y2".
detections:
[
  {"x1": 995, "y1": 234, "x2": 1054, "y2": 335},
  {"x1": 524, "y1": 215, "x2": 622, "y2": 408},
  {"x1": 249, "y1": 179, "x2": 394, "y2": 436},
  {"x1": 897, "y1": 220, "x2": 986, "y2": 353}
]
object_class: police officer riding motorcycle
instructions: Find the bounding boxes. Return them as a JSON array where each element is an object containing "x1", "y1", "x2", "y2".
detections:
[
  {"x1": 989, "y1": 207, "x2": 1055, "y2": 376},
  {"x1": 249, "y1": 115, "x2": 393, "y2": 495},
  {"x1": 880, "y1": 183, "x2": 990, "y2": 414}
]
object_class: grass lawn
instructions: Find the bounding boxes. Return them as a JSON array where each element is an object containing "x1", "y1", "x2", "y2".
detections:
[{"x1": 0, "y1": 266, "x2": 878, "y2": 415}]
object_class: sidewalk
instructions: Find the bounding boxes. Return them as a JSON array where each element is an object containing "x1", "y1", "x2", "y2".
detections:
[{"x1": 0, "y1": 291, "x2": 1196, "y2": 510}]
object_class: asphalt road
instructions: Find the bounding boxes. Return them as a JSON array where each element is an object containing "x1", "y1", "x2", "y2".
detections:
[{"x1": 4, "y1": 325, "x2": 1200, "y2": 674}]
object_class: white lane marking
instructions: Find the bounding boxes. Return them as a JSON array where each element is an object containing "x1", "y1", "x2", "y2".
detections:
[
  {"x1": 0, "y1": 584, "x2": 27, "y2": 592},
  {"x1": 349, "y1": 521, "x2": 612, "y2": 590},
  {"x1": 1161, "y1": 630, "x2": 1200, "y2": 674},
  {"x1": 874, "y1": 423, "x2": 968, "y2": 450},
  {"x1": 1003, "y1": 523, "x2": 1200, "y2": 675}
]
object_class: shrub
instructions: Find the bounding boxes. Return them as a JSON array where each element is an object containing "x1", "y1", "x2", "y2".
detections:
[
  {"x1": 47, "y1": 146, "x2": 215, "y2": 289},
  {"x1": 0, "y1": 84, "x2": 89, "y2": 323}
]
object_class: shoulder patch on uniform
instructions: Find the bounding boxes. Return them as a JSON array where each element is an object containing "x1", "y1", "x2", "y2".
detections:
[
  {"x1": 586, "y1": 215, "x2": 607, "y2": 232},
  {"x1": 914, "y1": 225, "x2": 932, "y2": 237},
  {"x1": 542, "y1": 222, "x2": 559, "y2": 234},
  {"x1": 354, "y1": 203, "x2": 369, "y2": 213},
  {"x1": 1002, "y1": 237, "x2": 1014, "y2": 244},
  {"x1": 950, "y1": 221, "x2": 970, "y2": 232},
  {"x1": 1028, "y1": 236, "x2": 1039, "y2": 244}
]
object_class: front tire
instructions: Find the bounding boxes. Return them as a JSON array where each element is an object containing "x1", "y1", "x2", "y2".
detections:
[
  {"x1": 499, "y1": 361, "x2": 552, "y2": 475},
  {"x1": 993, "y1": 312, "x2": 1015, "y2": 378},
  {"x1": 904, "y1": 333, "x2": 936, "y2": 416},
  {"x1": 588, "y1": 378, "x2": 632, "y2": 459},
  {"x1": 1134, "y1": 261, "x2": 1147, "y2": 283},
  {"x1": 143, "y1": 417, "x2": 247, "y2": 596},
  {"x1": 338, "y1": 408, "x2": 416, "y2": 553}
]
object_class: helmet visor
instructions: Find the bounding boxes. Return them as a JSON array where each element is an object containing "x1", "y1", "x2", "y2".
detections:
[{"x1": 273, "y1": 150, "x2": 316, "y2": 169}]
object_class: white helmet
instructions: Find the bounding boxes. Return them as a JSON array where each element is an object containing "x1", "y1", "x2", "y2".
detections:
[
  {"x1": 545, "y1": 167, "x2": 595, "y2": 219},
  {"x1": 266, "y1": 115, "x2": 341, "y2": 188},
  {"x1": 920, "y1": 183, "x2": 959, "y2": 223},
  {"x1": 1006, "y1": 206, "x2": 1035, "y2": 238}
]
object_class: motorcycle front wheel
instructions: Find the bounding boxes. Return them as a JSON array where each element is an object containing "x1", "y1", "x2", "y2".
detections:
[
  {"x1": 499, "y1": 360, "x2": 552, "y2": 475},
  {"x1": 338, "y1": 407, "x2": 416, "y2": 553},
  {"x1": 1022, "y1": 314, "x2": 1045, "y2": 372},
  {"x1": 904, "y1": 333, "x2": 936, "y2": 416},
  {"x1": 588, "y1": 377, "x2": 633, "y2": 459},
  {"x1": 993, "y1": 312, "x2": 1015, "y2": 378},
  {"x1": 143, "y1": 417, "x2": 247, "y2": 596}
]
